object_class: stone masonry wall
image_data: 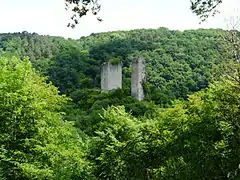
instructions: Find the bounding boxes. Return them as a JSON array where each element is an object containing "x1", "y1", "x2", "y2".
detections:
[
  {"x1": 131, "y1": 57, "x2": 146, "y2": 101},
  {"x1": 101, "y1": 62, "x2": 122, "y2": 92}
]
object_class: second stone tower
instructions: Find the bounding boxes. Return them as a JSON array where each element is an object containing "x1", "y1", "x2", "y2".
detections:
[{"x1": 131, "y1": 57, "x2": 146, "y2": 101}]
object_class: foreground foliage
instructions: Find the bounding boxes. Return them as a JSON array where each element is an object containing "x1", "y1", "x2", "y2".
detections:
[
  {"x1": 89, "y1": 74, "x2": 240, "y2": 179},
  {"x1": 0, "y1": 57, "x2": 92, "y2": 179}
]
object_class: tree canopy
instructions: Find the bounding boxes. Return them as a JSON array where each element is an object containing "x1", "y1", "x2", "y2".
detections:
[
  {"x1": 1, "y1": 26, "x2": 240, "y2": 179},
  {"x1": 0, "y1": 56, "x2": 93, "y2": 179},
  {"x1": 0, "y1": 28, "x2": 230, "y2": 105}
]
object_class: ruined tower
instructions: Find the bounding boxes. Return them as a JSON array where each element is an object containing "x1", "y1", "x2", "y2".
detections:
[
  {"x1": 131, "y1": 57, "x2": 146, "y2": 101},
  {"x1": 101, "y1": 62, "x2": 122, "y2": 92}
]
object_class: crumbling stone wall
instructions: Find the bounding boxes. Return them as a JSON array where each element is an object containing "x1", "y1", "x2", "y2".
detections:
[
  {"x1": 131, "y1": 57, "x2": 146, "y2": 101},
  {"x1": 101, "y1": 62, "x2": 122, "y2": 92}
]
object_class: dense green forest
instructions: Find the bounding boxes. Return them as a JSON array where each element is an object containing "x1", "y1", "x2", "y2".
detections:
[
  {"x1": 1, "y1": 28, "x2": 240, "y2": 179},
  {"x1": 0, "y1": 29, "x2": 231, "y2": 103}
]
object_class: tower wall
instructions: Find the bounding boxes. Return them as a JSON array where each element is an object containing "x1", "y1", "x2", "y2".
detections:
[
  {"x1": 131, "y1": 57, "x2": 146, "y2": 101},
  {"x1": 101, "y1": 62, "x2": 122, "y2": 92}
]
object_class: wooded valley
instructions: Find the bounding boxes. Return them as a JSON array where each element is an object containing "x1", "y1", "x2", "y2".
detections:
[{"x1": 0, "y1": 28, "x2": 240, "y2": 179}]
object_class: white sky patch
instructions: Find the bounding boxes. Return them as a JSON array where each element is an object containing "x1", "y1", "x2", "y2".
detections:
[{"x1": 0, "y1": 0, "x2": 239, "y2": 39}]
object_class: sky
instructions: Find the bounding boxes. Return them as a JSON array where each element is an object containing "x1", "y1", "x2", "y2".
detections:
[{"x1": 0, "y1": 0, "x2": 239, "y2": 39}]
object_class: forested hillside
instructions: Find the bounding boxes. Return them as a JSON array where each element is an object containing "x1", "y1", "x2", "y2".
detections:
[
  {"x1": 1, "y1": 28, "x2": 240, "y2": 179},
  {"x1": 0, "y1": 28, "x2": 230, "y2": 104}
]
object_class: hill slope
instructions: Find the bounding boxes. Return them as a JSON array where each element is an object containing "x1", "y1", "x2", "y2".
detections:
[{"x1": 0, "y1": 28, "x2": 229, "y2": 104}]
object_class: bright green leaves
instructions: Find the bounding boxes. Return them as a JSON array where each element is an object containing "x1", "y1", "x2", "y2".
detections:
[
  {"x1": 91, "y1": 106, "x2": 143, "y2": 179},
  {"x1": 0, "y1": 56, "x2": 91, "y2": 179},
  {"x1": 87, "y1": 73, "x2": 240, "y2": 179}
]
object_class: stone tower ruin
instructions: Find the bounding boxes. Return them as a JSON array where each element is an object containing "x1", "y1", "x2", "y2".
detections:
[
  {"x1": 101, "y1": 62, "x2": 122, "y2": 92},
  {"x1": 131, "y1": 57, "x2": 146, "y2": 101}
]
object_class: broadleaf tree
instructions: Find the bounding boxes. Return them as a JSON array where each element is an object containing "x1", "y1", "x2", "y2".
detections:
[{"x1": 0, "y1": 56, "x2": 93, "y2": 179}]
